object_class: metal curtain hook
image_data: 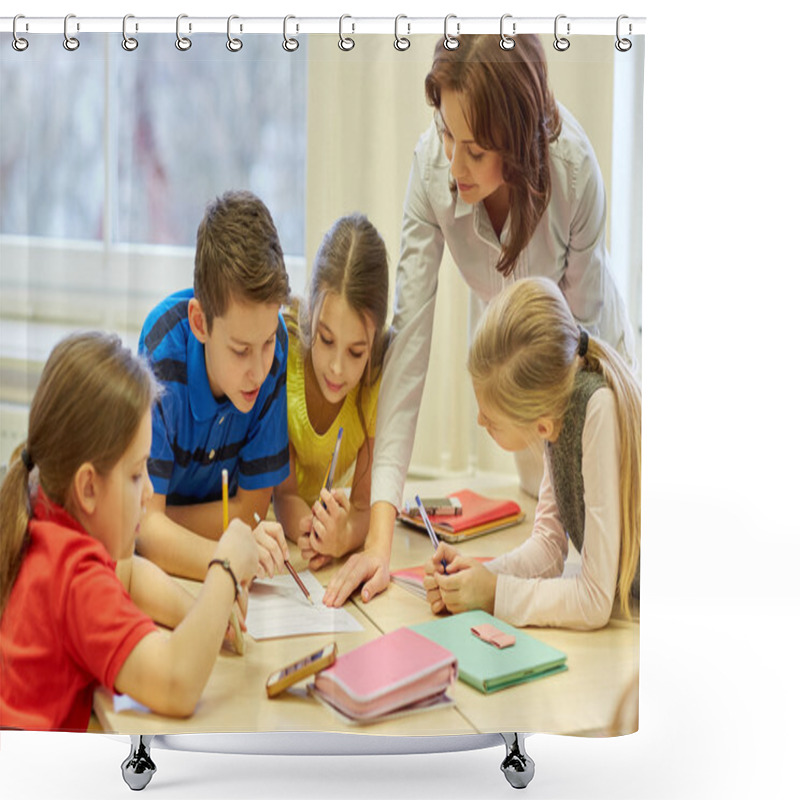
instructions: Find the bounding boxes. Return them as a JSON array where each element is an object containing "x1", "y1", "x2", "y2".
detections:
[
  {"x1": 615, "y1": 15, "x2": 632, "y2": 52},
  {"x1": 63, "y1": 13, "x2": 80, "y2": 51},
  {"x1": 443, "y1": 14, "x2": 459, "y2": 50},
  {"x1": 553, "y1": 14, "x2": 570, "y2": 51},
  {"x1": 283, "y1": 15, "x2": 299, "y2": 51},
  {"x1": 394, "y1": 15, "x2": 410, "y2": 51},
  {"x1": 338, "y1": 15, "x2": 354, "y2": 51},
  {"x1": 499, "y1": 14, "x2": 515, "y2": 50},
  {"x1": 226, "y1": 15, "x2": 243, "y2": 52},
  {"x1": 12, "y1": 14, "x2": 29, "y2": 51},
  {"x1": 175, "y1": 14, "x2": 192, "y2": 51},
  {"x1": 122, "y1": 14, "x2": 139, "y2": 51}
]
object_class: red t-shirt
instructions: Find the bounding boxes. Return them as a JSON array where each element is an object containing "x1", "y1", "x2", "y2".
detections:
[{"x1": 0, "y1": 493, "x2": 158, "y2": 731}]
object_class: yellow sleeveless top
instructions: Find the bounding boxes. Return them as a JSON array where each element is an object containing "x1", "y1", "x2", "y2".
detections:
[{"x1": 286, "y1": 327, "x2": 381, "y2": 506}]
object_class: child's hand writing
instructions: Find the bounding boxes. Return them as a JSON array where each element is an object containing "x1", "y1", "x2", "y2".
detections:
[
  {"x1": 298, "y1": 515, "x2": 333, "y2": 571},
  {"x1": 429, "y1": 556, "x2": 498, "y2": 615},
  {"x1": 309, "y1": 488, "x2": 351, "y2": 558},
  {"x1": 252, "y1": 519, "x2": 290, "y2": 578},
  {"x1": 423, "y1": 542, "x2": 460, "y2": 614}
]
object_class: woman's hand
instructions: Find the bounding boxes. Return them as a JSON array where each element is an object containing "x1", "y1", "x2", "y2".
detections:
[{"x1": 322, "y1": 548, "x2": 389, "y2": 607}]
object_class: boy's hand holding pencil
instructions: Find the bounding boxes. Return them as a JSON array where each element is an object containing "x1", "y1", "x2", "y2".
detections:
[
  {"x1": 254, "y1": 513, "x2": 314, "y2": 605},
  {"x1": 250, "y1": 516, "x2": 291, "y2": 579}
]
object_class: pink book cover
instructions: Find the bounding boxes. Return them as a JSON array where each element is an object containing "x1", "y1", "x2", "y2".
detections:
[{"x1": 313, "y1": 627, "x2": 457, "y2": 720}]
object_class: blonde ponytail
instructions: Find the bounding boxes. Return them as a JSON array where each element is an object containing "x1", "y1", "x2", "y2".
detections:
[{"x1": 583, "y1": 335, "x2": 641, "y2": 617}]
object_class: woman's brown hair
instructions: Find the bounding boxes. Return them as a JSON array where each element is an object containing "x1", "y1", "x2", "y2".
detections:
[
  {"x1": 0, "y1": 331, "x2": 159, "y2": 617},
  {"x1": 425, "y1": 34, "x2": 562, "y2": 277}
]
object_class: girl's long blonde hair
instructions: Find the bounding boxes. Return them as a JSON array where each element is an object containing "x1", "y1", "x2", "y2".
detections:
[
  {"x1": 468, "y1": 278, "x2": 641, "y2": 616},
  {"x1": 0, "y1": 331, "x2": 159, "y2": 618}
]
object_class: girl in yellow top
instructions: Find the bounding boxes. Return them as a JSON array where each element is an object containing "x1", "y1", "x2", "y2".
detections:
[{"x1": 275, "y1": 213, "x2": 392, "y2": 570}]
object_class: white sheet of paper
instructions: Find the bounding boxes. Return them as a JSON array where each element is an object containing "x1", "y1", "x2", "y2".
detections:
[{"x1": 245, "y1": 571, "x2": 363, "y2": 640}]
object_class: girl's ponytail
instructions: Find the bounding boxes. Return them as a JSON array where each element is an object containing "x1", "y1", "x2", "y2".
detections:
[
  {"x1": 0, "y1": 331, "x2": 159, "y2": 620},
  {"x1": 583, "y1": 335, "x2": 641, "y2": 617},
  {"x1": 0, "y1": 446, "x2": 35, "y2": 617}
]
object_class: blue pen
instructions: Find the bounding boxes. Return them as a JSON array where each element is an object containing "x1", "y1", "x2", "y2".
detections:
[
  {"x1": 319, "y1": 427, "x2": 344, "y2": 511},
  {"x1": 415, "y1": 495, "x2": 448, "y2": 575}
]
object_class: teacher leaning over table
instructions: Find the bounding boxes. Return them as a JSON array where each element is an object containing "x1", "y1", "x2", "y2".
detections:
[{"x1": 322, "y1": 33, "x2": 636, "y2": 608}]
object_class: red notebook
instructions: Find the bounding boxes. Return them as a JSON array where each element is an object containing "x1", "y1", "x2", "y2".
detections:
[
  {"x1": 312, "y1": 627, "x2": 457, "y2": 721},
  {"x1": 398, "y1": 489, "x2": 525, "y2": 543}
]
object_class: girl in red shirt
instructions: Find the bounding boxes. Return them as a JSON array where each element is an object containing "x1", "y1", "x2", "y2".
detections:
[{"x1": 0, "y1": 331, "x2": 273, "y2": 730}]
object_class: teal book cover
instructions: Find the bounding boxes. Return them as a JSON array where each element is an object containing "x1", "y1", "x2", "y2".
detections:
[{"x1": 411, "y1": 610, "x2": 567, "y2": 694}]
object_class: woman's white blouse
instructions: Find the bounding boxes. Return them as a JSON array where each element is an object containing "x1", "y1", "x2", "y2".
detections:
[{"x1": 372, "y1": 104, "x2": 635, "y2": 511}]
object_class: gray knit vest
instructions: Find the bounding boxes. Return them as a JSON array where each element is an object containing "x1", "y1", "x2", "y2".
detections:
[{"x1": 545, "y1": 369, "x2": 639, "y2": 598}]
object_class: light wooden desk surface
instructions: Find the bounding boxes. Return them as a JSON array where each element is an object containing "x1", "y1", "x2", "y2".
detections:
[{"x1": 94, "y1": 477, "x2": 639, "y2": 737}]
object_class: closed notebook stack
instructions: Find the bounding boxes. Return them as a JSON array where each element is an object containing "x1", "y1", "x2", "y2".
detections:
[
  {"x1": 411, "y1": 610, "x2": 567, "y2": 694},
  {"x1": 398, "y1": 489, "x2": 525, "y2": 543},
  {"x1": 311, "y1": 627, "x2": 457, "y2": 723}
]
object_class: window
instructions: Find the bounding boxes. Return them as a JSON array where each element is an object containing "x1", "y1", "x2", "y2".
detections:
[{"x1": 0, "y1": 34, "x2": 307, "y2": 314}]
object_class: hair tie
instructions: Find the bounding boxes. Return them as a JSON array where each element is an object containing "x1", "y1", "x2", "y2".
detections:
[
  {"x1": 577, "y1": 328, "x2": 589, "y2": 358},
  {"x1": 20, "y1": 448, "x2": 34, "y2": 472}
]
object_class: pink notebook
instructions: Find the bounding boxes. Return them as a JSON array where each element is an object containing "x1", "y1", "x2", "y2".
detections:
[{"x1": 313, "y1": 627, "x2": 457, "y2": 721}]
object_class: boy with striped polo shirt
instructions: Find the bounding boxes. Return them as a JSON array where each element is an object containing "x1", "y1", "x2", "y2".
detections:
[{"x1": 137, "y1": 191, "x2": 292, "y2": 581}]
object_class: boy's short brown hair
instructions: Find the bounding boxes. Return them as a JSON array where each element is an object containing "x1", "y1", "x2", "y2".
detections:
[{"x1": 194, "y1": 190, "x2": 290, "y2": 330}]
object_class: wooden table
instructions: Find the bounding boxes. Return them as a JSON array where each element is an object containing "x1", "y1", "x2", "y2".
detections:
[{"x1": 94, "y1": 477, "x2": 639, "y2": 737}]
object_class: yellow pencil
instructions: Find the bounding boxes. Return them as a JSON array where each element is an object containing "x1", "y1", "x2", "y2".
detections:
[
  {"x1": 222, "y1": 469, "x2": 229, "y2": 530},
  {"x1": 220, "y1": 470, "x2": 244, "y2": 654}
]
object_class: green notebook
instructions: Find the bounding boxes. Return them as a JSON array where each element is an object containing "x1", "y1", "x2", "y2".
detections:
[{"x1": 410, "y1": 610, "x2": 567, "y2": 694}]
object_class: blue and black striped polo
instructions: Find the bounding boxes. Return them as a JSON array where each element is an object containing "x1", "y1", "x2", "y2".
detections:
[{"x1": 138, "y1": 288, "x2": 290, "y2": 505}]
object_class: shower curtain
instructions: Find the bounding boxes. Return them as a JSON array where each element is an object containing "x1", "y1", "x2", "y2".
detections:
[{"x1": 0, "y1": 10, "x2": 644, "y2": 793}]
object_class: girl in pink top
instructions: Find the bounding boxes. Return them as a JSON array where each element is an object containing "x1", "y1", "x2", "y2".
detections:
[{"x1": 423, "y1": 278, "x2": 641, "y2": 630}]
